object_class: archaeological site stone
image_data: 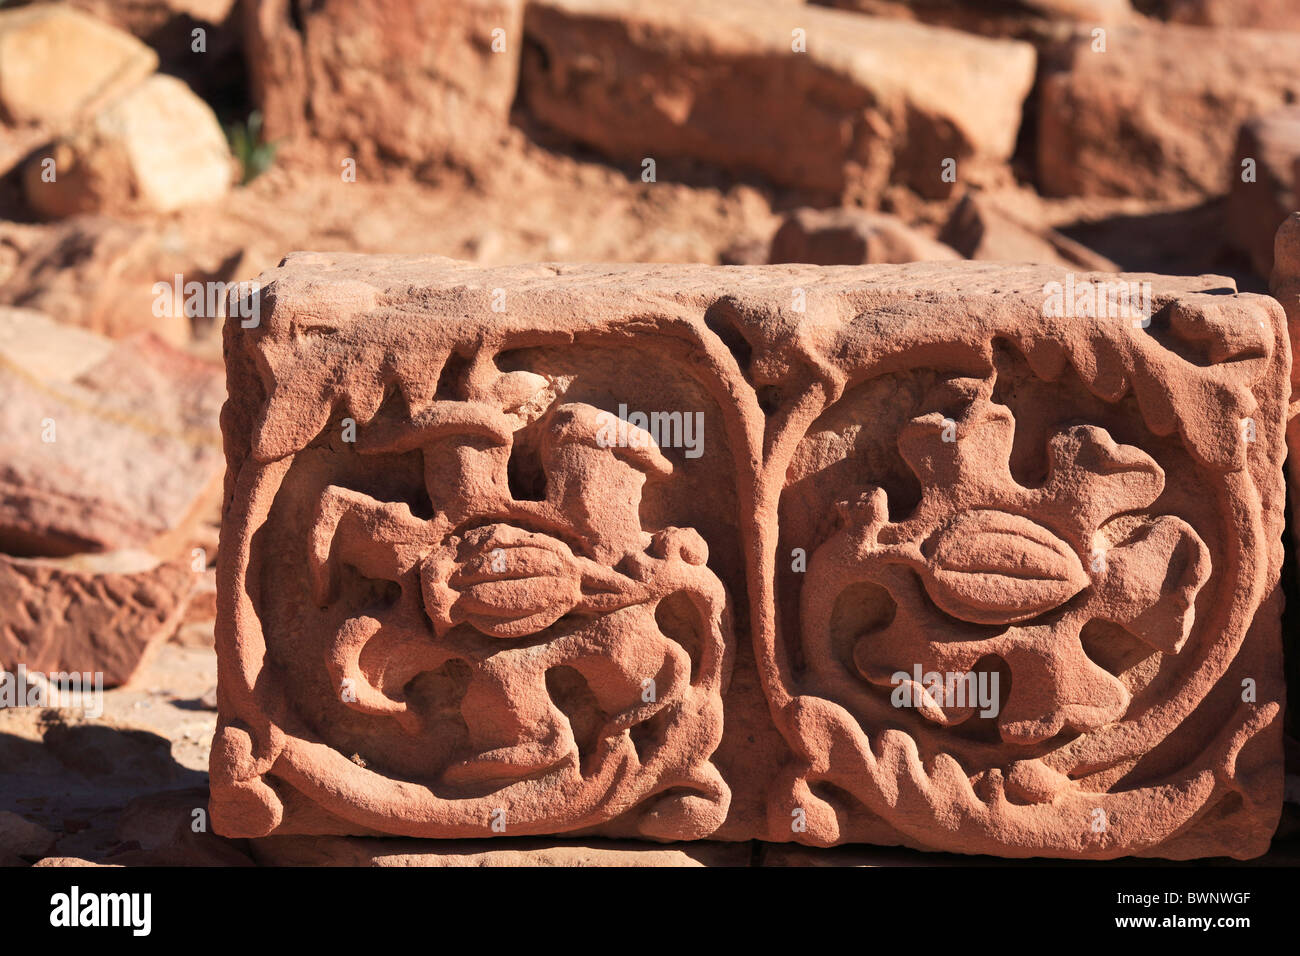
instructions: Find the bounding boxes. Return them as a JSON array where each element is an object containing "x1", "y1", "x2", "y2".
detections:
[
  {"x1": 243, "y1": 0, "x2": 523, "y2": 170},
  {"x1": 522, "y1": 0, "x2": 1035, "y2": 201},
  {"x1": 0, "y1": 311, "x2": 225, "y2": 686},
  {"x1": 212, "y1": 253, "x2": 1288, "y2": 858},
  {"x1": 1039, "y1": 23, "x2": 1300, "y2": 201},
  {"x1": 0, "y1": 4, "x2": 156, "y2": 176}
]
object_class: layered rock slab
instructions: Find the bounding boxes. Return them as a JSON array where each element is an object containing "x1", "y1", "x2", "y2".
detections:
[
  {"x1": 0, "y1": 310, "x2": 224, "y2": 685},
  {"x1": 521, "y1": 0, "x2": 1035, "y2": 200},
  {"x1": 212, "y1": 253, "x2": 1288, "y2": 858},
  {"x1": 1039, "y1": 23, "x2": 1300, "y2": 201},
  {"x1": 242, "y1": 0, "x2": 523, "y2": 170}
]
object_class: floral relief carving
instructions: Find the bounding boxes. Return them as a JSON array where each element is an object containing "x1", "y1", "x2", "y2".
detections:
[{"x1": 210, "y1": 255, "x2": 1287, "y2": 858}]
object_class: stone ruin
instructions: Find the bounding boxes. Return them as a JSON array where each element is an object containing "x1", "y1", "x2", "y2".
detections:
[{"x1": 208, "y1": 249, "x2": 1291, "y2": 859}]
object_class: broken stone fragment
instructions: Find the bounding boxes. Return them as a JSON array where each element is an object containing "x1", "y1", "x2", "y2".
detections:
[
  {"x1": 1039, "y1": 22, "x2": 1300, "y2": 201},
  {"x1": 24, "y1": 74, "x2": 234, "y2": 218},
  {"x1": 769, "y1": 208, "x2": 960, "y2": 265},
  {"x1": 0, "y1": 3, "x2": 157, "y2": 176},
  {"x1": 939, "y1": 192, "x2": 1119, "y2": 270},
  {"x1": 212, "y1": 253, "x2": 1286, "y2": 859},
  {"x1": 242, "y1": 0, "x2": 524, "y2": 169},
  {"x1": 0, "y1": 311, "x2": 223, "y2": 685},
  {"x1": 0, "y1": 551, "x2": 196, "y2": 688},
  {"x1": 521, "y1": 0, "x2": 1036, "y2": 200}
]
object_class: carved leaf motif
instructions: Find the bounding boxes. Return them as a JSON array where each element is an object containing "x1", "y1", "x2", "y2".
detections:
[{"x1": 921, "y1": 511, "x2": 1088, "y2": 625}]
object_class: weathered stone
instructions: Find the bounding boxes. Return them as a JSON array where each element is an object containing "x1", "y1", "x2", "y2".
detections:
[
  {"x1": 1165, "y1": 0, "x2": 1300, "y2": 29},
  {"x1": 243, "y1": 0, "x2": 524, "y2": 170},
  {"x1": 1227, "y1": 109, "x2": 1300, "y2": 278},
  {"x1": 0, "y1": 552, "x2": 197, "y2": 687},
  {"x1": 0, "y1": 314, "x2": 222, "y2": 685},
  {"x1": 0, "y1": 311, "x2": 224, "y2": 557},
  {"x1": 0, "y1": 218, "x2": 228, "y2": 346},
  {"x1": 522, "y1": 0, "x2": 1036, "y2": 200},
  {"x1": 770, "y1": 208, "x2": 959, "y2": 265},
  {"x1": 1039, "y1": 24, "x2": 1300, "y2": 201},
  {"x1": 212, "y1": 253, "x2": 1286, "y2": 859},
  {"x1": 24, "y1": 74, "x2": 233, "y2": 218},
  {"x1": 819, "y1": 0, "x2": 1132, "y2": 37},
  {"x1": 0, "y1": 4, "x2": 156, "y2": 173},
  {"x1": 110, "y1": 788, "x2": 253, "y2": 866},
  {"x1": 940, "y1": 192, "x2": 1119, "y2": 269}
]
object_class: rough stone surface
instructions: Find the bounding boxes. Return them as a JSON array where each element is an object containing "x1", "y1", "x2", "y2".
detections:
[
  {"x1": 1268, "y1": 215, "x2": 1300, "y2": 600},
  {"x1": 24, "y1": 74, "x2": 233, "y2": 218},
  {"x1": 0, "y1": 310, "x2": 224, "y2": 556},
  {"x1": 939, "y1": 192, "x2": 1119, "y2": 270},
  {"x1": 212, "y1": 253, "x2": 1287, "y2": 859},
  {"x1": 0, "y1": 313, "x2": 223, "y2": 685},
  {"x1": 521, "y1": 0, "x2": 1036, "y2": 200},
  {"x1": 769, "y1": 208, "x2": 959, "y2": 265},
  {"x1": 0, "y1": 552, "x2": 196, "y2": 687},
  {"x1": 1165, "y1": 0, "x2": 1300, "y2": 29},
  {"x1": 0, "y1": 217, "x2": 236, "y2": 347},
  {"x1": 1228, "y1": 109, "x2": 1300, "y2": 279},
  {"x1": 1038, "y1": 24, "x2": 1300, "y2": 201},
  {"x1": 820, "y1": 0, "x2": 1132, "y2": 37},
  {"x1": 243, "y1": 0, "x2": 524, "y2": 170}
]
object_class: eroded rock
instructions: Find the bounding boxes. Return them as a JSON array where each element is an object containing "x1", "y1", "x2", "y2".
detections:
[
  {"x1": 243, "y1": 0, "x2": 524, "y2": 170},
  {"x1": 521, "y1": 0, "x2": 1036, "y2": 201},
  {"x1": 211, "y1": 253, "x2": 1287, "y2": 859},
  {"x1": 24, "y1": 74, "x2": 233, "y2": 217},
  {"x1": 0, "y1": 313, "x2": 223, "y2": 685},
  {"x1": 0, "y1": 3, "x2": 156, "y2": 175},
  {"x1": 1039, "y1": 23, "x2": 1300, "y2": 201}
]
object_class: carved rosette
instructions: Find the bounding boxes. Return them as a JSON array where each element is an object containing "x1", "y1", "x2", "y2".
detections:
[
  {"x1": 211, "y1": 288, "x2": 737, "y2": 840},
  {"x1": 762, "y1": 293, "x2": 1288, "y2": 858},
  {"x1": 211, "y1": 256, "x2": 1287, "y2": 856}
]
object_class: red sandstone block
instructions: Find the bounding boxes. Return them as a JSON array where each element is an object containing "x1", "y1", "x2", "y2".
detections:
[{"x1": 212, "y1": 253, "x2": 1287, "y2": 859}]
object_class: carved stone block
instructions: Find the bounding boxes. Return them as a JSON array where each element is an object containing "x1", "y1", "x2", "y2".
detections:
[{"x1": 212, "y1": 254, "x2": 1287, "y2": 858}]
